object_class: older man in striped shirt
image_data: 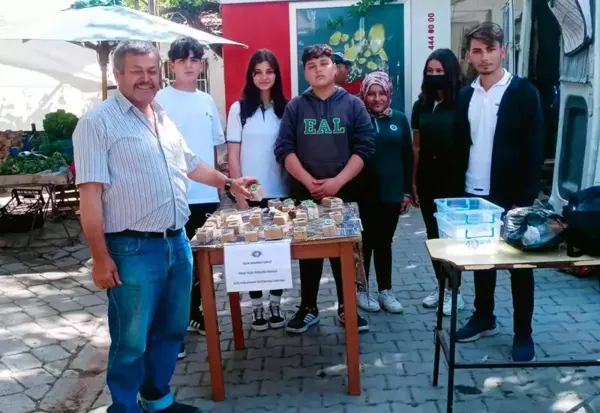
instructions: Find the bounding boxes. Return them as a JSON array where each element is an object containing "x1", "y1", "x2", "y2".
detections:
[{"x1": 74, "y1": 40, "x2": 255, "y2": 413}]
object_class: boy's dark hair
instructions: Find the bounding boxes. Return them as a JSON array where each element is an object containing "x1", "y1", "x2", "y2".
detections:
[
  {"x1": 466, "y1": 22, "x2": 504, "y2": 49},
  {"x1": 168, "y1": 36, "x2": 205, "y2": 61},
  {"x1": 301, "y1": 44, "x2": 333, "y2": 67}
]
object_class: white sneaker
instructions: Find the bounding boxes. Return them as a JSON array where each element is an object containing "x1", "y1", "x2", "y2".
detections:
[
  {"x1": 442, "y1": 289, "x2": 465, "y2": 316},
  {"x1": 357, "y1": 290, "x2": 381, "y2": 312},
  {"x1": 379, "y1": 289, "x2": 403, "y2": 313},
  {"x1": 422, "y1": 286, "x2": 440, "y2": 308}
]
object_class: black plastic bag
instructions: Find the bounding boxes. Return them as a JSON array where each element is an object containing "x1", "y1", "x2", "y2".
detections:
[
  {"x1": 501, "y1": 205, "x2": 567, "y2": 251},
  {"x1": 562, "y1": 185, "x2": 600, "y2": 257}
]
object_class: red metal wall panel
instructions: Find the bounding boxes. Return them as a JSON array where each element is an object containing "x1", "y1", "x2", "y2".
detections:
[{"x1": 222, "y1": 2, "x2": 292, "y2": 114}]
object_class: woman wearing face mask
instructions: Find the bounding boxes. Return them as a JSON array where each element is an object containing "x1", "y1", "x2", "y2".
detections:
[
  {"x1": 227, "y1": 49, "x2": 289, "y2": 331},
  {"x1": 356, "y1": 71, "x2": 413, "y2": 313},
  {"x1": 411, "y1": 49, "x2": 466, "y2": 315}
]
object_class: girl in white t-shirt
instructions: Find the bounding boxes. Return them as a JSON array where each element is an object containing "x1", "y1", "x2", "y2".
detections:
[{"x1": 227, "y1": 49, "x2": 289, "y2": 332}]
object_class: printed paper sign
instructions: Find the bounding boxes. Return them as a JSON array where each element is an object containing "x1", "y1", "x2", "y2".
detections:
[{"x1": 224, "y1": 240, "x2": 293, "y2": 293}]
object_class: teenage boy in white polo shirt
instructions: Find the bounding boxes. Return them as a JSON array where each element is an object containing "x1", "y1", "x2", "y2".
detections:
[
  {"x1": 156, "y1": 37, "x2": 225, "y2": 358},
  {"x1": 453, "y1": 22, "x2": 544, "y2": 362}
]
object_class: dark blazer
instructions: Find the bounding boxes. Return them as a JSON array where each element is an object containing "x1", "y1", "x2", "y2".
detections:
[{"x1": 454, "y1": 76, "x2": 545, "y2": 208}]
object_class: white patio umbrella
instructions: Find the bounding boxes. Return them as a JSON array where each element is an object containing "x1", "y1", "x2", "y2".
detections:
[{"x1": 0, "y1": 5, "x2": 247, "y2": 99}]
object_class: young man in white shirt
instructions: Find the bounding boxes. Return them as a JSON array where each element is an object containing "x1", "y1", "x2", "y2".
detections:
[
  {"x1": 454, "y1": 23, "x2": 544, "y2": 362},
  {"x1": 156, "y1": 37, "x2": 225, "y2": 358}
]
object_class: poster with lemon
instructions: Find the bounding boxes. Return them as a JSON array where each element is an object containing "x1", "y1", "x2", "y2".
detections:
[{"x1": 295, "y1": 3, "x2": 405, "y2": 110}]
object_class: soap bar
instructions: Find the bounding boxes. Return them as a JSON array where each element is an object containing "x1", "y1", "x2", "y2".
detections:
[
  {"x1": 307, "y1": 205, "x2": 319, "y2": 221},
  {"x1": 299, "y1": 200, "x2": 317, "y2": 210},
  {"x1": 322, "y1": 197, "x2": 342, "y2": 208},
  {"x1": 220, "y1": 209, "x2": 237, "y2": 219},
  {"x1": 332, "y1": 198, "x2": 344, "y2": 208},
  {"x1": 203, "y1": 222, "x2": 217, "y2": 232},
  {"x1": 274, "y1": 213, "x2": 288, "y2": 225},
  {"x1": 294, "y1": 217, "x2": 308, "y2": 227},
  {"x1": 249, "y1": 214, "x2": 262, "y2": 226},
  {"x1": 265, "y1": 224, "x2": 284, "y2": 240},
  {"x1": 228, "y1": 222, "x2": 241, "y2": 235},
  {"x1": 322, "y1": 219, "x2": 337, "y2": 236},
  {"x1": 206, "y1": 215, "x2": 222, "y2": 228},
  {"x1": 249, "y1": 183, "x2": 266, "y2": 201},
  {"x1": 283, "y1": 198, "x2": 295, "y2": 206},
  {"x1": 330, "y1": 205, "x2": 345, "y2": 214},
  {"x1": 251, "y1": 207, "x2": 263, "y2": 214},
  {"x1": 225, "y1": 214, "x2": 242, "y2": 226},
  {"x1": 281, "y1": 205, "x2": 294, "y2": 213},
  {"x1": 268, "y1": 199, "x2": 283, "y2": 209},
  {"x1": 220, "y1": 229, "x2": 236, "y2": 243},
  {"x1": 296, "y1": 211, "x2": 308, "y2": 222},
  {"x1": 330, "y1": 211, "x2": 343, "y2": 225},
  {"x1": 244, "y1": 228, "x2": 259, "y2": 242},
  {"x1": 293, "y1": 226, "x2": 308, "y2": 241},
  {"x1": 195, "y1": 228, "x2": 214, "y2": 243}
]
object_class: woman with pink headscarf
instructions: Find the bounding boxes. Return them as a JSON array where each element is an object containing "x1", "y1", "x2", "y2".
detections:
[{"x1": 357, "y1": 71, "x2": 413, "y2": 314}]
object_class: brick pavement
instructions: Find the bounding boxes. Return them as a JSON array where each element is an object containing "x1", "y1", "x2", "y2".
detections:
[{"x1": 0, "y1": 212, "x2": 599, "y2": 413}]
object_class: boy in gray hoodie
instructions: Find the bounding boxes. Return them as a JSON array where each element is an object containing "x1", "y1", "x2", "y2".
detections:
[{"x1": 275, "y1": 44, "x2": 375, "y2": 334}]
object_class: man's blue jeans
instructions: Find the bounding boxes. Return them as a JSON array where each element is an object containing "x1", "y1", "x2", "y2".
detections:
[{"x1": 105, "y1": 230, "x2": 192, "y2": 413}]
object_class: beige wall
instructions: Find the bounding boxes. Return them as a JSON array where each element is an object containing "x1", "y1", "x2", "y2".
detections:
[{"x1": 206, "y1": 49, "x2": 227, "y2": 128}]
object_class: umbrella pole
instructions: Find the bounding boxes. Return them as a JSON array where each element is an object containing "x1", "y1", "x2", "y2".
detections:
[
  {"x1": 98, "y1": 42, "x2": 111, "y2": 101},
  {"x1": 101, "y1": 67, "x2": 108, "y2": 100}
]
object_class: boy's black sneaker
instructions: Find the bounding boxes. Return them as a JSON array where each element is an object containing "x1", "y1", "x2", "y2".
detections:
[
  {"x1": 285, "y1": 306, "x2": 319, "y2": 334},
  {"x1": 455, "y1": 315, "x2": 498, "y2": 342}
]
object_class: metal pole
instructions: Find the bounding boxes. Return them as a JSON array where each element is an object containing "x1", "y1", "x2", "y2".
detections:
[{"x1": 148, "y1": 0, "x2": 158, "y2": 15}]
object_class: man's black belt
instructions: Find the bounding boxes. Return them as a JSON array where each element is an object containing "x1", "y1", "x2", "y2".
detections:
[{"x1": 110, "y1": 228, "x2": 183, "y2": 238}]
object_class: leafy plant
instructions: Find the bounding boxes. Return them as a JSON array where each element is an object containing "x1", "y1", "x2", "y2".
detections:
[
  {"x1": 71, "y1": 0, "x2": 125, "y2": 8},
  {"x1": 42, "y1": 110, "x2": 79, "y2": 143},
  {"x1": 350, "y1": 0, "x2": 395, "y2": 18},
  {"x1": 326, "y1": 0, "x2": 395, "y2": 31},
  {"x1": 123, "y1": 0, "x2": 220, "y2": 34},
  {"x1": 0, "y1": 153, "x2": 67, "y2": 175}
]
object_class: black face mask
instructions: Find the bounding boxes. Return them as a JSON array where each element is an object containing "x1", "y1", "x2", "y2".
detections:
[{"x1": 423, "y1": 74, "x2": 446, "y2": 91}]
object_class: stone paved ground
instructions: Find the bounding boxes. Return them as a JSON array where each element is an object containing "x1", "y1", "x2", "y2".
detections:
[{"x1": 0, "y1": 212, "x2": 599, "y2": 413}]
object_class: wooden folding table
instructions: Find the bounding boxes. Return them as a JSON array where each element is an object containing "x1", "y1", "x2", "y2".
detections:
[{"x1": 192, "y1": 235, "x2": 362, "y2": 401}]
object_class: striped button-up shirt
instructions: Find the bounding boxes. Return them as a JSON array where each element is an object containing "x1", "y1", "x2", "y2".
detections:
[{"x1": 73, "y1": 91, "x2": 202, "y2": 233}]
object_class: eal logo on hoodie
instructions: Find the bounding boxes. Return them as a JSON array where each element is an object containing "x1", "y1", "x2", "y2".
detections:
[{"x1": 304, "y1": 118, "x2": 346, "y2": 135}]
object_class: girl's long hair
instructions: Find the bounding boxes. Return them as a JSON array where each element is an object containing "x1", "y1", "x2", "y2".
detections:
[
  {"x1": 241, "y1": 49, "x2": 288, "y2": 119},
  {"x1": 419, "y1": 48, "x2": 465, "y2": 106}
]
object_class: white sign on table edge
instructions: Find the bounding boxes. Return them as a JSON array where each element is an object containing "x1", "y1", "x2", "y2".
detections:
[{"x1": 224, "y1": 239, "x2": 293, "y2": 293}]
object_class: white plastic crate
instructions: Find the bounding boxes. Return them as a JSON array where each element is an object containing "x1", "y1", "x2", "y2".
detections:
[
  {"x1": 434, "y1": 197, "x2": 505, "y2": 223},
  {"x1": 433, "y1": 197, "x2": 505, "y2": 247}
]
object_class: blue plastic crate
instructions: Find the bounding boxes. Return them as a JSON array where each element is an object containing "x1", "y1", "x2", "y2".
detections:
[
  {"x1": 434, "y1": 212, "x2": 503, "y2": 244},
  {"x1": 433, "y1": 198, "x2": 505, "y2": 247}
]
